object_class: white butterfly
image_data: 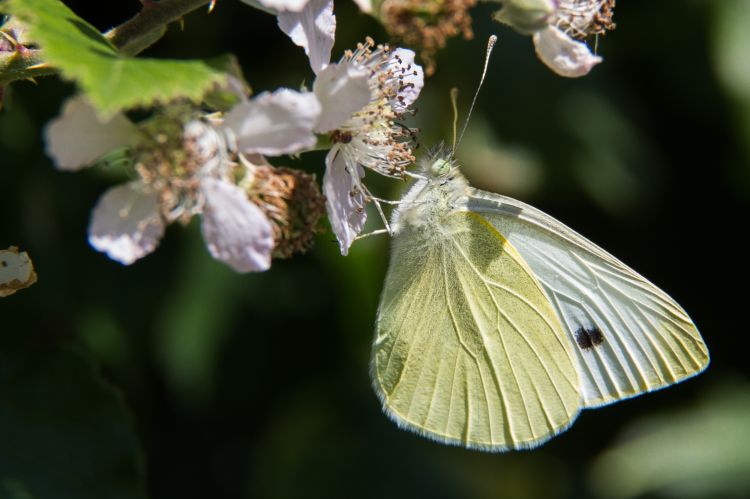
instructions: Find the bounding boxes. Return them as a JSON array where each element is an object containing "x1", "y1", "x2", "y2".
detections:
[{"x1": 370, "y1": 144, "x2": 709, "y2": 451}]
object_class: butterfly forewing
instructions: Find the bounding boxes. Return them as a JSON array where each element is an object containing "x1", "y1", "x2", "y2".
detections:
[
  {"x1": 372, "y1": 211, "x2": 581, "y2": 450},
  {"x1": 468, "y1": 191, "x2": 709, "y2": 407}
]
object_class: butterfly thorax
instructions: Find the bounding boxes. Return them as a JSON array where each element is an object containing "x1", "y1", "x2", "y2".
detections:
[{"x1": 390, "y1": 148, "x2": 470, "y2": 241}]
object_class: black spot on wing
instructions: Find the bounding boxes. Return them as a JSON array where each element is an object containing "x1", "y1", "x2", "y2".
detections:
[{"x1": 575, "y1": 326, "x2": 605, "y2": 350}]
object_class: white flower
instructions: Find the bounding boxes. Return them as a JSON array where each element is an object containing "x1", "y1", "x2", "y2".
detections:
[
  {"x1": 494, "y1": 0, "x2": 615, "y2": 77},
  {"x1": 315, "y1": 40, "x2": 424, "y2": 255},
  {"x1": 45, "y1": 98, "x2": 274, "y2": 272},
  {"x1": 44, "y1": 96, "x2": 138, "y2": 170}
]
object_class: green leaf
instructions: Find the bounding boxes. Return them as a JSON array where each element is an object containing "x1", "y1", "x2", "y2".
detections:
[
  {"x1": 0, "y1": 346, "x2": 147, "y2": 499},
  {"x1": 4, "y1": 0, "x2": 231, "y2": 116}
]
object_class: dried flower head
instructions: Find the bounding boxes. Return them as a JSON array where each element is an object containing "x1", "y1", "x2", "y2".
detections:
[
  {"x1": 245, "y1": 158, "x2": 326, "y2": 259},
  {"x1": 380, "y1": 0, "x2": 476, "y2": 75}
]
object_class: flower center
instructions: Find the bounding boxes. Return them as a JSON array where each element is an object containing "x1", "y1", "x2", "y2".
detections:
[
  {"x1": 133, "y1": 114, "x2": 224, "y2": 223},
  {"x1": 333, "y1": 39, "x2": 419, "y2": 177}
]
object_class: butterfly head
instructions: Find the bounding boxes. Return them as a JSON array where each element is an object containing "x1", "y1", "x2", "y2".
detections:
[{"x1": 421, "y1": 142, "x2": 460, "y2": 180}]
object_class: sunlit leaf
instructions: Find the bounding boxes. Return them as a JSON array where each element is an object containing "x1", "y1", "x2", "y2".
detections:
[
  {"x1": 713, "y1": 0, "x2": 750, "y2": 103},
  {"x1": 4, "y1": 0, "x2": 232, "y2": 116}
]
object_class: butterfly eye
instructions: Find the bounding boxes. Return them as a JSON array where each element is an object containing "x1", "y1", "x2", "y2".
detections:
[{"x1": 430, "y1": 159, "x2": 451, "y2": 176}]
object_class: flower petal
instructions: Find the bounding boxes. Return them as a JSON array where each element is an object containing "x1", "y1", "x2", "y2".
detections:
[
  {"x1": 532, "y1": 25, "x2": 602, "y2": 78},
  {"x1": 239, "y1": 0, "x2": 308, "y2": 12},
  {"x1": 352, "y1": 0, "x2": 372, "y2": 13},
  {"x1": 200, "y1": 177, "x2": 274, "y2": 272},
  {"x1": 45, "y1": 96, "x2": 138, "y2": 171},
  {"x1": 88, "y1": 182, "x2": 164, "y2": 265},
  {"x1": 277, "y1": 0, "x2": 335, "y2": 75},
  {"x1": 313, "y1": 62, "x2": 370, "y2": 132},
  {"x1": 223, "y1": 88, "x2": 321, "y2": 156},
  {"x1": 323, "y1": 147, "x2": 367, "y2": 255},
  {"x1": 387, "y1": 48, "x2": 424, "y2": 113}
]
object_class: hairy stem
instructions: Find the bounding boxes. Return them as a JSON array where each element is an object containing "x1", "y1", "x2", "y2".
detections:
[
  {"x1": 0, "y1": 48, "x2": 54, "y2": 84},
  {"x1": 105, "y1": 0, "x2": 211, "y2": 55}
]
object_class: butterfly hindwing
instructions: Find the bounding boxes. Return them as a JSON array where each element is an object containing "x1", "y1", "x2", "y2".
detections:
[
  {"x1": 372, "y1": 211, "x2": 581, "y2": 450},
  {"x1": 468, "y1": 191, "x2": 710, "y2": 408}
]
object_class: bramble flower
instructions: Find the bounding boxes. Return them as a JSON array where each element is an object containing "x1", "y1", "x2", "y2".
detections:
[
  {"x1": 44, "y1": 93, "x2": 323, "y2": 271},
  {"x1": 314, "y1": 39, "x2": 424, "y2": 254},
  {"x1": 235, "y1": 0, "x2": 425, "y2": 255},
  {"x1": 493, "y1": 0, "x2": 616, "y2": 77}
]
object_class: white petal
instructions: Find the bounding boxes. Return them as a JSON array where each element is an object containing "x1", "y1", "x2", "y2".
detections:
[
  {"x1": 88, "y1": 182, "x2": 165, "y2": 265},
  {"x1": 352, "y1": 0, "x2": 372, "y2": 13},
  {"x1": 323, "y1": 147, "x2": 367, "y2": 255},
  {"x1": 223, "y1": 89, "x2": 321, "y2": 156},
  {"x1": 313, "y1": 62, "x2": 370, "y2": 132},
  {"x1": 278, "y1": 0, "x2": 335, "y2": 75},
  {"x1": 0, "y1": 247, "x2": 37, "y2": 298},
  {"x1": 200, "y1": 178, "x2": 274, "y2": 272},
  {"x1": 238, "y1": 0, "x2": 308, "y2": 12},
  {"x1": 387, "y1": 48, "x2": 424, "y2": 113},
  {"x1": 45, "y1": 96, "x2": 137, "y2": 171},
  {"x1": 533, "y1": 25, "x2": 602, "y2": 78}
]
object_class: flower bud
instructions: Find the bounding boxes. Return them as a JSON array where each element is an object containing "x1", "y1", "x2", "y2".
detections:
[{"x1": 492, "y1": 0, "x2": 555, "y2": 35}]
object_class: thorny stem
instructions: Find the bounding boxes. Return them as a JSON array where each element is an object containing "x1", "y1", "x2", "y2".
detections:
[
  {"x1": 0, "y1": 0, "x2": 211, "y2": 84},
  {"x1": 0, "y1": 48, "x2": 50, "y2": 84}
]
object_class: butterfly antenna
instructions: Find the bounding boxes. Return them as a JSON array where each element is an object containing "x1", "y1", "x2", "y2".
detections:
[{"x1": 456, "y1": 34, "x2": 498, "y2": 150}]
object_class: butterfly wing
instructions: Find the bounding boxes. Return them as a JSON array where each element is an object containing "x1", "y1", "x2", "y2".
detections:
[
  {"x1": 468, "y1": 191, "x2": 710, "y2": 408},
  {"x1": 372, "y1": 211, "x2": 581, "y2": 450}
]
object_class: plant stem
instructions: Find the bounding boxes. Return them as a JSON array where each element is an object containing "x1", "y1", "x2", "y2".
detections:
[
  {"x1": 0, "y1": 48, "x2": 54, "y2": 84},
  {"x1": 105, "y1": 0, "x2": 211, "y2": 55}
]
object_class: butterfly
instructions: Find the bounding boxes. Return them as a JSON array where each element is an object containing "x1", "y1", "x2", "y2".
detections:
[{"x1": 370, "y1": 144, "x2": 710, "y2": 451}]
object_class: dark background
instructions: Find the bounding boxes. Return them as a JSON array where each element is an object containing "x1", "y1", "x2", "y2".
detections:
[{"x1": 2, "y1": 1, "x2": 749, "y2": 498}]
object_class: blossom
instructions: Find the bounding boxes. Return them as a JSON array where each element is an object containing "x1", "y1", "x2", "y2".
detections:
[
  {"x1": 493, "y1": 0, "x2": 615, "y2": 77},
  {"x1": 45, "y1": 96, "x2": 319, "y2": 272},
  {"x1": 236, "y1": 0, "x2": 425, "y2": 255},
  {"x1": 314, "y1": 40, "x2": 424, "y2": 254}
]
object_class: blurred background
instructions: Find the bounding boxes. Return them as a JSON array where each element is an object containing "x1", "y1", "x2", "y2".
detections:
[{"x1": 2, "y1": 0, "x2": 750, "y2": 498}]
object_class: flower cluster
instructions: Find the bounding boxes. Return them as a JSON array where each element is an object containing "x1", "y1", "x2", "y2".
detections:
[
  {"x1": 46, "y1": 97, "x2": 281, "y2": 272},
  {"x1": 45, "y1": 0, "x2": 424, "y2": 269}
]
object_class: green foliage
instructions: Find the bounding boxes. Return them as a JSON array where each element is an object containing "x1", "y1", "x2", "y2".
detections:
[
  {"x1": 589, "y1": 383, "x2": 750, "y2": 499},
  {"x1": 3, "y1": 0, "x2": 231, "y2": 116},
  {"x1": 0, "y1": 346, "x2": 146, "y2": 499}
]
